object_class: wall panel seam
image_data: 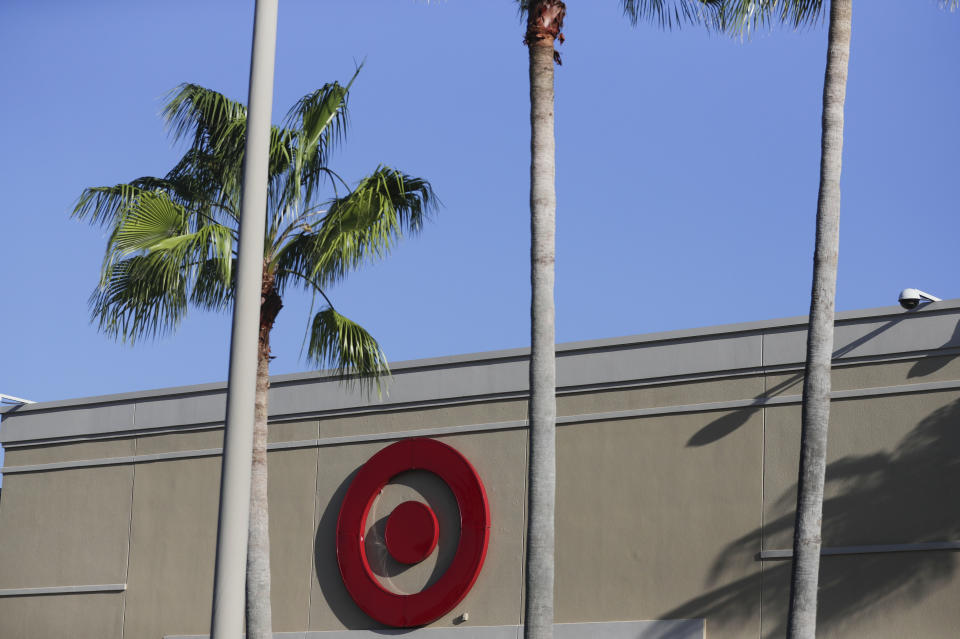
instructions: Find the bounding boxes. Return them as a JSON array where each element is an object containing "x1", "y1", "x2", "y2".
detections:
[
  {"x1": 306, "y1": 445, "x2": 321, "y2": 630},
  {"x1": 120, "y1": 424, "x2": 138, "y2": 639},
  {"x1": 758, "y1": 541, "x2": 960, "y2": 560},
  {"x1": 0, "y1": 584, "x2": 127, "y2": 596},
  {"x1": 759, "y1": 331, "x2": 765, "y2": 639}
]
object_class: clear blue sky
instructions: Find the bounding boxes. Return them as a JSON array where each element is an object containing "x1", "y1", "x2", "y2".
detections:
[{"x1": 1, "y1": 0, "x2": 958, "y2": 405}]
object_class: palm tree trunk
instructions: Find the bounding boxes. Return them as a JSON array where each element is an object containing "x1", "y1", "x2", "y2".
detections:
[
  {"x1": 787, "y1": 1, "x2": 852, "y2": 637},
  {"x1": 246, "y1": 273, "x2": 282, "y2": 638},
  {"x1": 523, "y1": 3, "x2": 564, "y2": 638}
]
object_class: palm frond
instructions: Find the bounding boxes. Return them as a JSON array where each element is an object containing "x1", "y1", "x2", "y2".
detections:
[
  {"x1": 91, "y1": 253, "x2": 189, "y2": 342},
  {"x1": 104, "y1": 190, "x2": 232, "y2": 257},
  {"x1": 165, "y1": 85, "x2": 295, "y2": 195},
  {"x1": 314, "y1": 167, "x2": 435, "y2": 279},
  {"x1": 73, "y1": 182, "x2": 156, "y2": 228},
  {"x1": 90, "y1": 190, "x2": 234, "y2": 341},
  {"x1": 191, "y1": 257, "x2": 237, "y2": 311},
  {"x1": 719, "y1": 0, "x2": 824, "y2": 36},
  {"x1": 105, "y1": 190, "x2": 190, "y2": 259},
  {"x1": 131, "y1": 172, "x2": 231, "y2": 222},
  {"x1": 273, "y1": 167, "x2": 436, "y2": 289},
  {"x1": 621, "y1": 0, "x2": 725, "y2": 29},
  {"x1": 306, "y1": 307, "x2": 389, "y2": 394},
  {"x1": 162, "y1": 84, "x2": 247, "y2": 153},
  {"x1": 279, "y1": 66, "x2": 362, "y2": 216}
]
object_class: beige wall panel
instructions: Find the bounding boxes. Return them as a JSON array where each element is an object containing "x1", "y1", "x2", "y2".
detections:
[
  {"x1": 831, "y1": 353, "x2": 960, "y2": 390},
  {"x1": 763, "y1": 393, "x2": 960, "y2": 551},
  {"x1": 316, "y1": 400, "x2": 528, "y2": 440},
  {"x1": 761, "y1": 552, "x2": 960, "y2": 638},
  {"x1": 123, "y1": 457, "x2": 220, "y2": 638},
  {"x1": 269, "y1": 420, "x2": 319, "y2": 443},
  {"x1": 555, "y1": 412, "x2": 763, "y2": 639},
  {"x1": 0, "y1": 466, "x2": 133, "y2": 589},
  {"x1": 136, "y1": 428, "x2": 223, "y2": 455},
  {"x1": 557, "y1": 375, "x2": 764, "y2": 416},
  {"x1": 3, "y1": 437, "x2": 134, "y2": 466},
  {"x1": 267, "y1": 447, "x2": 319, "y2": 632},
  {"x1": 308, "y1": 430, "x2": 527, "y2": 631},
  {"x1": 0, "y1": 592, "x2": 123, "y2": 639}
]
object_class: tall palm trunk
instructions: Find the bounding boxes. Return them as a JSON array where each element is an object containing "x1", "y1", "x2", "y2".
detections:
[
  {"x1": 787, "y1": 1, "x2": 851, "y2": 637},
  {"x1": 246, "y1": 269, "x2": 282, "y2": 638},
  {"x1": 523, "y1": 2, "x2": 563, "y2": 638}
]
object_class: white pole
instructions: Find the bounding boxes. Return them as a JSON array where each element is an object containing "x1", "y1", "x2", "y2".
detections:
[{"x1": 210, "y1": 0, "x2": 278, "y2": 636}]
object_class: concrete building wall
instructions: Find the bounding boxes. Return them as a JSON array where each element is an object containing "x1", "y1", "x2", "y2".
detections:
[{"x1": 2, "y1": 302, "x2": 960, "y2": 638}]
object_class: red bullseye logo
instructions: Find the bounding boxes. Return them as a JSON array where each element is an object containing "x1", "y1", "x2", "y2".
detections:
[{"x1": 336, "y1": 438, "x2": 491, "y2": 627}]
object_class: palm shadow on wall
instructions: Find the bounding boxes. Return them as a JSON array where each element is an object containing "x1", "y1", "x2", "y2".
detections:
[
  {"x1": 687, "y1": 317, "x2": 958, "y2": 448},
  {"x1": 908, "y1": 320, "x2": 960, "y2": 378},
  {"x1": 662, "y1": 399, "x2": 960, "y2": 638}
]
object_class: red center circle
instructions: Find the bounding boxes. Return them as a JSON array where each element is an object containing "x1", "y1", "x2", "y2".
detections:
[{"x1": 385, "y1": 500, "x2": 439, "y2": 565}]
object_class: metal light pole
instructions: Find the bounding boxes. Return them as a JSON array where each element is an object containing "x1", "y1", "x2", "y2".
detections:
[{"x1": 210, "y1": 0, "x2": 278, "y2": 636}]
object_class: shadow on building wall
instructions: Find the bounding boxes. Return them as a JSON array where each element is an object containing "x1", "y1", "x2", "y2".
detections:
[
  {"x1": 688, "y1": 318, "x2": 960, "y2": 449},
  {"x1": 314, "y1": 469, "x2": 386, "y2": 629},
  {"x1": 662, "y1": 398, "x2": 960, "y2": 638},
  {"x1": 314, "y1": 469, "x2": 460, "y2": 631}
]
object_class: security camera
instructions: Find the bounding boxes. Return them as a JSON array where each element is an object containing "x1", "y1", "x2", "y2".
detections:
[{"x1": 898, "y1": 288, "x2": 942, "y2": 310}]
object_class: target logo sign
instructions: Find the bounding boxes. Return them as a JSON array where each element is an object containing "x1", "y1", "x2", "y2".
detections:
[{"x1": 336, "y1": 438, "x2": 491, "y2": 627}]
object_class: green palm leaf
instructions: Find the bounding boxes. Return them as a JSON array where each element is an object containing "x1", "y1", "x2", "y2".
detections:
[
  {"x1": 310, "y1": 167, "x2": 434, "y2": 285},
  {"x1": 91, "y1": 253, "x2": 189, "y2": 342},
  {"x1": 74, "y1": 182, "x2": 154, "y2": 228},
  {"x1": 719, "y1": 0, "x2": 824, "y2": 35},
  {"x1": 163, "y1": 83, "x2": 247, "y2": 152},
  {"x1": 620, "y1": 0, "x2": 724, "y2": 28},
  {"x1": 284, "y1": 69, "x2": 359, "y2": 197},
  {"x1": 90, "y1": 190, "x2": 234, "y2": 340},
  {"x1": 191, "y1": 257, "x2": 237, "y2": 312},
  {"x1": 107, "y1": 191, "x2": 190, "y2": 256},
  {"x1": 271, "y1": 166, "x2": 435, "y2": 293},
  {"x1": 306, "y1": 307, "x2": 389, "y2": 392}
]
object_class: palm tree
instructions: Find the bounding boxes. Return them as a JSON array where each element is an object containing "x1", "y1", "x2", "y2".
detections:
[
  {"x1": 783, "y1": 7, "x2": 850, "y2": 637},
  {"x1": 73, "y1": 72, "x2": 435, "y2": 639},
  {"x1": 517, "y1": 3, "x2": 720, "y2": 638},
  {"x1": 725, "y1": 3, "x2": 956, "y2": 635},
  {"x1": 722, "y1": 1, "x2": 847, "y2": 637},
  {"x1": 520, "y1": 5, "x2": 564, "y2": 639}
]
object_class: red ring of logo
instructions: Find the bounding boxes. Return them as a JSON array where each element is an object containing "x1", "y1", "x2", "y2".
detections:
[{"x1": 335, "y1": 438, "x2": 491, "y2": 627}]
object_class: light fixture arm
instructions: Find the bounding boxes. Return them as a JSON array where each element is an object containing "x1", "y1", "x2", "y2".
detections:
[{"x1": 898, "y1": 288, "x2": 942, "y2": 310}]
